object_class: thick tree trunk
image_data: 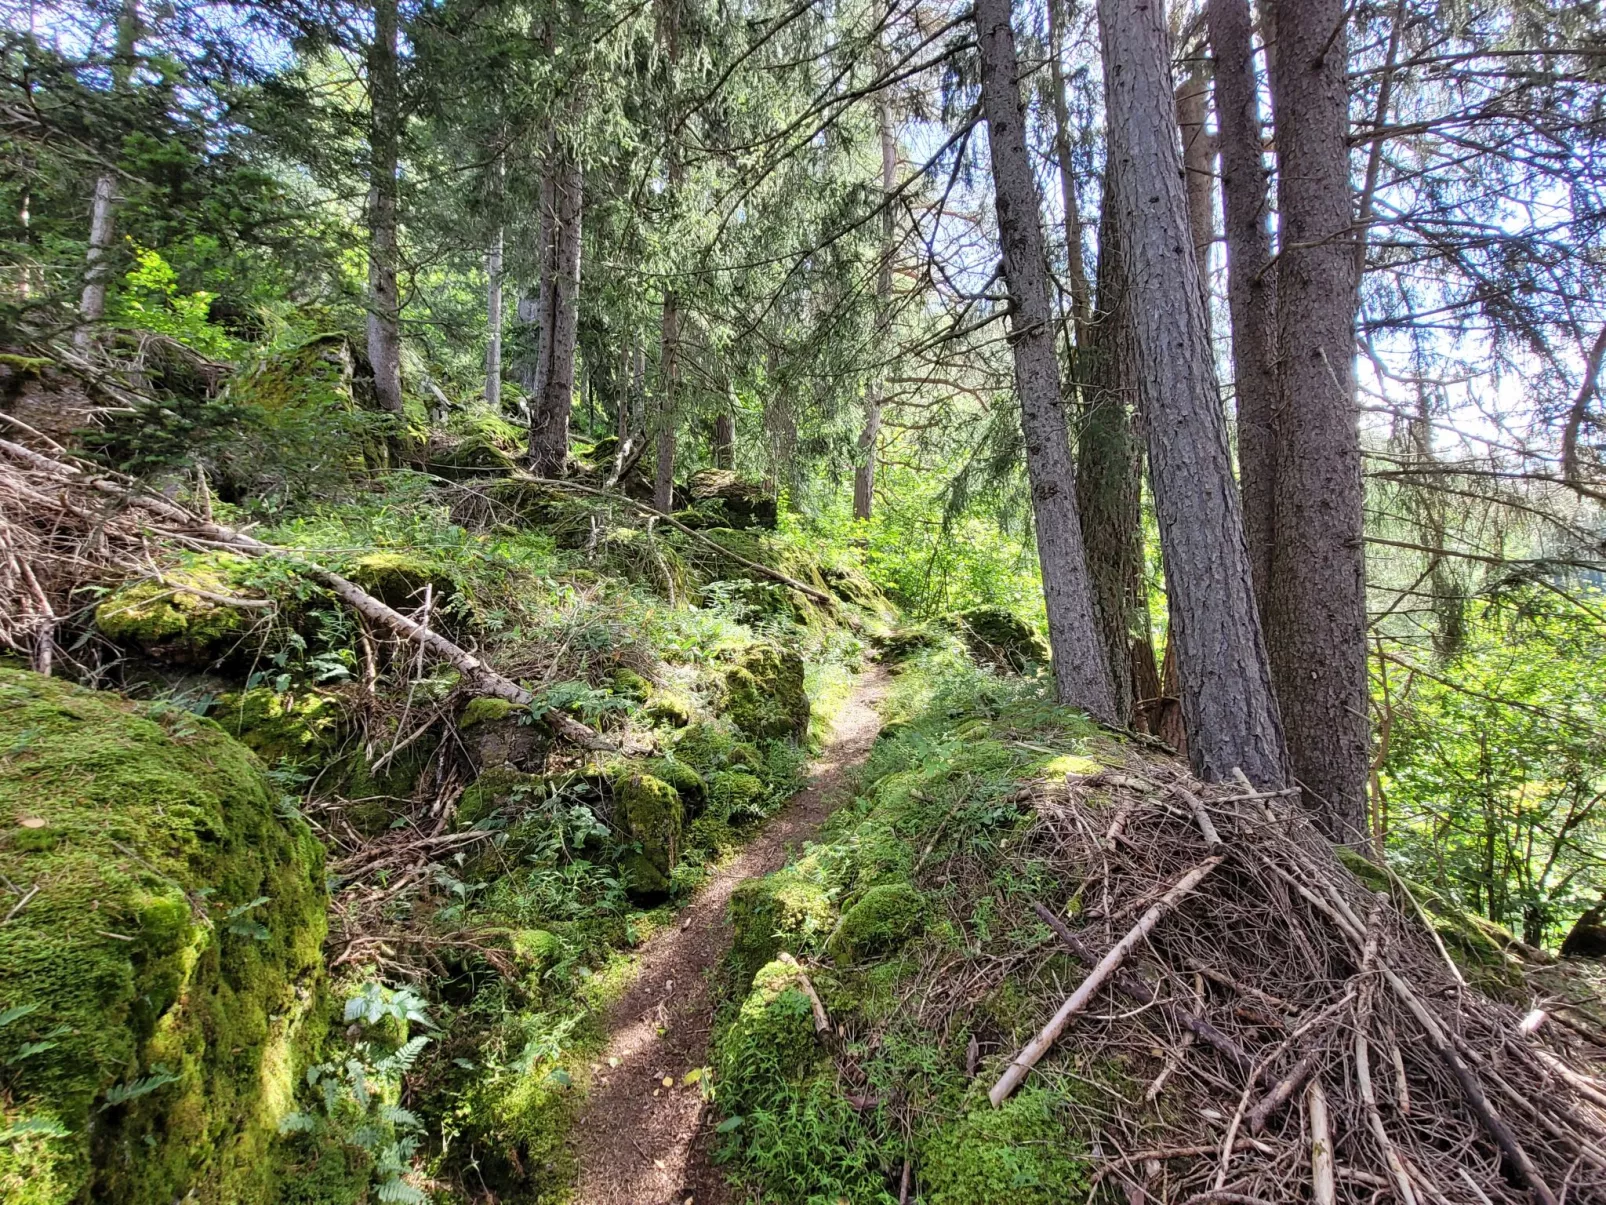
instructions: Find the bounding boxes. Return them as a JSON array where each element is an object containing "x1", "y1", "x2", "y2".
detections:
[
  {"x1": 1098, "y1": 0, "x2": 1286, "y2": 787},
  {"x1": 485, "y1": 225, "x2": 504, "y2": 409},
  {"x1": 1266, "y1": 0, "x2": 1369, "y2": 842},
  {"x1": 527, "y1": 155, "x2": 582, "y2": 476},
  {"x1": 654, "y1": 296, "x2": 678, "y2": 512},
  {"x1": 1076, "y1": 182, "x2": 1143, "y2": 727},
  {"x1": 76, "y1": 0, "x2": 140, "y2": 346},
  {"x1": 853, "y1": 82, "x2": 897, "y2": 522},
  {"x1": 1206, "y1": 0, "x2": 1278, "y2": 618},
  {"x1": 1175, "y1": 57, "x2": 1217, "y2": 330},
  {"x1": 366, "y1": 0, "x2": 404, "y2": 416},
  {"x1": 974, "y1": 0, "x2": 1115, "y2": 723}
]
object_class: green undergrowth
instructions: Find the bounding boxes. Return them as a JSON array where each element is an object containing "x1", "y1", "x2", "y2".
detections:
[{"x1": 709, "y1": 644, "x2": 1120, "y2": 1204}]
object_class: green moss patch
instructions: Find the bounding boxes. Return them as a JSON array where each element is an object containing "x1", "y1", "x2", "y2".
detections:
[
  {"x1": 918, "y1": 1088, "x2": 1089, "y2": 1205},
  {"x1": 0, "y1": 668, "x2": 327, "y2": 1205},
  {"x1": 728, "y1": 872, "x2": 837, "y2": 989},
  {"x1": 721, "y1": 644, "x2": 809, "y2": 743},
  {"x1": 826, "y1": 882, "x2": 926, "y2": 964},
  {"x1": 95, "y1": 554, "x2": 264, "y2": 662},
  {"x1": 616, "y1": 773, "x2": 684, "y2": 900}
]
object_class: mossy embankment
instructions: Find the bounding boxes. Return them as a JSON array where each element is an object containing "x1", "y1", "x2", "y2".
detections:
[{"x1": 0, "y1": 668, "x2": 327, "y2": 1205}]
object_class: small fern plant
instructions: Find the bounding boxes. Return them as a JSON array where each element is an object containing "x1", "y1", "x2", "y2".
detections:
[{"x1": 279, "y1": 984, "x2": 436, "y2": 1203}]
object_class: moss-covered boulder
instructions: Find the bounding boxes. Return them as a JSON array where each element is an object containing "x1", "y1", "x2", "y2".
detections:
[
  {"x1": 210, "y1": 686, "x2": 343, "y2": 766},
  {"x1": 611, "y1": 667, "x2": 653, "y2": 702},
  {"x1": 709, "y1": 769, "x2": 768, "y2": 824},
  {"x1": 643, "y1": 691, "x2": 693, "y2": 728},
  {"x1": 616, "y1": 773, "x2": 684, "y2": 900},
  {"x1": 95, "y1": 553, "x2": 265, "y2": 663},
  {"x1": 918, "y1": 1087, "x2": 1089, "y2": 1204},
  {"x1": 457, "y1": 766, "x2": 546, "y2": 827},
  {"x1": 715, "y1": 959, "x2": 824, "y2": 1114},
  {"x1": 956, "y1": 606, "x2": 1047, "y2": 673},
  {"x1": 720, "y1": 644, "x2": 809, "y2": 742},
  {"x1": 685, "y1": 469, "x2": 778, "y2": 530},
  {"x1": 729, "y1": 871, "x2": 836, "y2": 988},
  {"x1": 826, "y1": 882, "x2": 926, "y2": 964},
  {"x1": 640, "y1": 758, "x2": 706, "y2": 815},
  {"x1": 458, "y1": 697, "x2": 547, "y2": 772},
  {"x1": 0, "y1": 668, "x2": 328, "y2": 1205},
  {"x1": 348, "y1": 551, "x2": 456, "y2": 612}
]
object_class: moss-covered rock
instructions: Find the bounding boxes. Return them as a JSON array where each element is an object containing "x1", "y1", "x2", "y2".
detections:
[
  {"x1": 709, "y1": 769, "x2": 768, "y2": 824},
  {"x1": 95, "y1": 554, "x2": 265, "y2": 663},
  {"x1": 919, "y1": 1087, "x2": 1089, "y2": 1205},
  {"x1": 685, "y1": 470, "x2": 778, "y2": 530},
  {"x1": 611, "y1": 667, "x2": 653, "y2": 702},
  {"x1": 729, "y1": 871, "x2": 836, "y2": 988},
  {"x1": 348, "y1": 551, "x2": 456, "y2": 612},
  {"x1": 643, "y1": 691, "x2": 693, "y2": 728},
  {"x1": 715, "y1": 959, "x2": 824, "y2": 1114},
  {"x1": 720, "y1": 644, "x2": 809, "y2": 743},
  {"x1": 210, "y1": 686, "x2": 343, "y2": 766},
  {"x1": 955, "y1": 606, "x2": 1047, "y2": 673},
  {"x1": 827, "y1": 882, "x2": 926, "y2": 964},
  {"x1": 616, "y1": 773, "x2": 684, "y2": 900},
  {"x1": 641, "y1": 759, "x2": 706, "y2": 814},
  {"x1": 457, "y1": 767, "x2": 546, "y2": 827},
  {"x1": 460, "y1": 697, "x2": 516, "y2": 728},
  {"x1": 0, "y1": 668, "x2": 327, "y2": 1205},
  {"x1": 459, "y1": 697, "x2": 547, "y2": 772}
]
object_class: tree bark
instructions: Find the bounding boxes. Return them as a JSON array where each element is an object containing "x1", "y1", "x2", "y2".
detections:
[
  {"x1": 76, "y1": 0, "x2": 140, "y2": 346},
  {"x1": 1098, "y1": 0, "x2": 1286, "y2": 787},
  {"x1": 974, "y1": 0, "x2": 1115, "y2": 724},
  {"x1": 1047, "y1": 0, "x2": 1092, "y2": 344},
  {"x1": 712, "y1": 412, "x2": 734, "y2": 469},
  {"x1": 527, "y1": 154, "x2": 582, "y2": 476},
  {"x1": 1077, "y1": 179, "x2": 1144, "y2": 727},
  {"x1": 485, "y1": 225, "x2": 504, "y2": 410},
  {"x1": 366, "y1": 0, "x2": 404, "y2": 416},
  {"x1": 853, "y1": 64, "x2": 897, "y2": 522},
  {"x1": 1266, "y1": 0, "x2": 1369, "y2": 842},
  {"x1": 1206, "y1": 0, "x2": 1278, "y2": 618},
  {"x1": 654, "y1": 140, "x2": 684, "y2": 513}
]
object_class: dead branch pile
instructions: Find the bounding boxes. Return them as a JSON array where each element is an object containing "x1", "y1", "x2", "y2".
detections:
[{"x1": 917, "y1": 761, "x2": 1606, "y2": 1204}]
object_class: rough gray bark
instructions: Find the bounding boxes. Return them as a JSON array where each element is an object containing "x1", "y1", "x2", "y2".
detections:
[
  {"x1": 975, "y1": 0, "x2": 1116, "y2": 723},
  {"x1": 1098, "y1": 0, "x2": 1287, "y2": 787},
  {"x1": 653, "y1": 138, "x2": 684, "y2": 514},
  {"x1": 76, "y1": 0, "x2": 140, "y2": 346},
  {"x1": 1266, "y1": 0, "x2": 1369, "y2": 842},
  {"x1": 1076, "y1": 180, "x2": 1144, "y2": 728},
  {"x1": 485, "y1": 225, "x2": 504, "y2": 410},
  {"x1": 712, "y1": 412, "x2": 734, "y2": 469},
  {"x1": 1206, "y1": 0, "x2": 1278, "y2": 618},
  {"x1": 528, "y1": 155, "x2": 582, "y2": 476},
  {"x1": 366, "y1": 0, "x2": 404, "y2": 416},
  {"x1": 852, "y1": 71, "x2": 897, "y2": 522}
]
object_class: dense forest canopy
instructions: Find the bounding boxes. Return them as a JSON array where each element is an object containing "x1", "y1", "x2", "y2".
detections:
[{"x1": 3, "y1": 0, "x2": 1606, "y2": 1200}]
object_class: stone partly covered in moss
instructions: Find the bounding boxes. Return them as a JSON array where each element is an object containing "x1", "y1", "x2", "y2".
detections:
[
  {"x1": 639, "y1": 758, "x2": 706, "y2": 815},
  {"x1": 210, "y1": 687, "x2": 343, "y2": 767},
  {"x1": 956, "y1": 606, "x2": 1048, "y2": 674},
  {"x1": 0, "y1": 668, "x2": 327, "y2": 1205},
  {"x1": 729, "y1": 871, "x2": 836, "y2": 988},
  {"x1": 95, "y1": 553, "x2": 264, "y2": 663},
  {"x1": 710, "y1": 770, "x2": 768, "y2": 824},
  {"x1": 643, "y1": 691, "x2": 693, "y2": 728},
  {"x1": 616, "y1": 773, "x2": 684, "y2": 901},
  {"x1": 611, "y1": 667, "x2": 653, "y2": 702},
  {"x1": 458, "y1": 697, "x2": 547, "y2": 772},
  {"x1": 720, "y1": 644, "x2": 809, "y2": 743},
  {"x1": 827, "y1": 882, "x2": 926, "y2": 964},
  {"x1": 685, "y1": 469, "x2": 778, "y2": 530},
  {"x1": 919, "y1": 1087, "x2": 1089, "y2": 1205},
  {"x1": 715, "y1": 959, "x2": 824, "y2": 1114},
  {"x1": 348, "y1": 551, "x2": 456, "y2": 612},
  {"x1": 457, "y1": 767, "x2": 546, "y2": 828}
]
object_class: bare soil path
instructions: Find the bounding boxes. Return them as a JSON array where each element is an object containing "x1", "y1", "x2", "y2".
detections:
[{"x1": 569, "y1": 666, "x2": 890, "y2": 1205}]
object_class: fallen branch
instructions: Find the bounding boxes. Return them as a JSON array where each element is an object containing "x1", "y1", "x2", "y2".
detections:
[
  {"x1": 1029, "y1": 899, "x2": 1252, "y2": 1073},
  {"x1": 776, "y1": 952, "x2": 832, "y2": 1037},
  {"x1": 990, "y1": 856, "x2": 1223, "y2": 1105},
  {"x1": 1306, "y1": 1077, "x2": 1337, "y2": 1205},
  {"x1": 0, "y1": 437, "x2": 615, "y2": 752}
]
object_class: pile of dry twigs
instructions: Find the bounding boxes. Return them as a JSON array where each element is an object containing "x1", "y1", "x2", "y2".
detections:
[{"x1": 918, "y1": 759, "x2": 1606, "y2": 1204}]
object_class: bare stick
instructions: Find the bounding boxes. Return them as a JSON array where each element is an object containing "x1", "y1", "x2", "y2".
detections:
[
  {"x1": 991, "y1": 857, "x2": 1223, "y2": 1105},
  {"x1": 776, "y1": 953, "x2": 832, "y2": 1037},
  {"x1": 1354, "y1": 900, "x2": 1419, "y2": 1205},
  {"x1": 1306, "y1": 1077, "x2": 1337, "y2": 1205},
  {"x1": 1173, "y1": 784, "x2": 1222, "y2": 850},
  {"x1": 1031, "y1": 900, "x2": 1251, "y2": 1072}
]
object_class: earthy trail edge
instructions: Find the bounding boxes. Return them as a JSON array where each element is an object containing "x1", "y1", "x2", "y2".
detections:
[{"x1": 570, "y1": 666, "x2": 891, "y2": 1205}]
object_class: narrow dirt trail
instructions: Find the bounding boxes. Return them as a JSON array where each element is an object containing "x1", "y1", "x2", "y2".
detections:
[{"x1": 569, "y1": 666, "x2": 890, "y2": 1205}]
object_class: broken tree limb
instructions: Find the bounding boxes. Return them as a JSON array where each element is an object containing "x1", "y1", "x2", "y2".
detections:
[
  {"x1": 990, "y1": 856, "x2": 1224, "y2": 1105},
  {"x1": 521, "y1": 475, "x2": 836, "y2": 605},
  {"x1": 776, "y1": 952, "x2": 832, "y2": 1037},
  {"x1": 0, "y1": 437, "x2": 615, "y2": 752},
  {"x1": 1306, "y1": 1077, "x2": 1337, "y2": 1205},
  {"x1": 1029, "y1": 899, "x2": 1252, "y2": 1073}
]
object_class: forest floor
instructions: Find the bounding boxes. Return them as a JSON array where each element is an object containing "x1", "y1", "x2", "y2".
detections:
[{"x1": 569, "y1": 665, "x2": 891, "y2": 1205}]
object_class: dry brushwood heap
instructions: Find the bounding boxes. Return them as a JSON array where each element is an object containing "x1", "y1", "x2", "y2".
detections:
[{"x1": 967, "y1": 762, "x2": 1606, "y2": 1204}]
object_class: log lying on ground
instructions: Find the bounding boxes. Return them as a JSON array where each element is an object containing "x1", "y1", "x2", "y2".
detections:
[{"x1": 0, "y1": 437, "x2": 615, "y2": 751}]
